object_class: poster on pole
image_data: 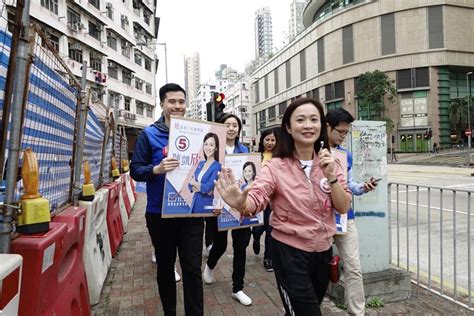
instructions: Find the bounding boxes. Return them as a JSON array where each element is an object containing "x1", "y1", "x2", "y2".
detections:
[
  {"x1": 217, "y1": 154, "x2": 264, "y2": 231},
  {"x1": 162, "y1": 116, "x2": 227, "y2": 218},
  {"x1": 348, "y1": 120, "x2": 389, "y2": 273}
]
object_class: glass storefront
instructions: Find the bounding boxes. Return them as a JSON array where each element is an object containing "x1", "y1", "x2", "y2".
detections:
[{"x1": 399, "y1": 132, "x2": 430, "y2": 152}]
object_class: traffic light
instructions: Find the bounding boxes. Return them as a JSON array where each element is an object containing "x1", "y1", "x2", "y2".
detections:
[{"x1": 206, "y1": 91, "x2": 226, "y2": 122}]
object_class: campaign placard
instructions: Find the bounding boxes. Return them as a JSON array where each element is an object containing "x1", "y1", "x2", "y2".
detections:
[
  {"x1": 217, "y1": 154, "x2": 264, "y2": 231},
  {"x1": 162, "y1": 116, "x2": 227, "y2": 218}
]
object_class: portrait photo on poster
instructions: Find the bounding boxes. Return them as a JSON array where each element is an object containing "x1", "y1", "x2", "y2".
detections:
[
  {"x1": 162, "y1": 116, "x2": 227, "y2": 218},
  {"x1": 217, "y1": 153, "x2": 264, "y2": 231}
]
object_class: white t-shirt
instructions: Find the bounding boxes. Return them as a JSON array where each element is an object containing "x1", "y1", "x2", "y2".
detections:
[
  {"x1": 299, "y1": 159, "x2": 313, "y2": 177},
  {"x1": 225, "y1": 145, "x2": 235, "y2": 154}
]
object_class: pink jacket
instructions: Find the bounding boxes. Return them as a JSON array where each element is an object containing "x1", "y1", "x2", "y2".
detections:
[{"x1": 247, "y1": 154, "x2": 351, "y2": 253}]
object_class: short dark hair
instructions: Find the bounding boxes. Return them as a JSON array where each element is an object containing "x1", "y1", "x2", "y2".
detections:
[
  {"x1": 275, "y1": 97, "x2": 329, "y2": 158},
  {"x1": 242, "y1": 161, "x2": 256, "y2": 183},
  {"x1": 203, "y1": 132, "x2": 219, "y2": 161},
  {"x1": 159, "y1": 83, "x2": 186, "y2": 102},
  {"x1": 219, "y1": 113, "x2": 242, "y2": 145},
  {"x1": 258, "y1": 128, "x2": 279, "y2": 153},
  {"x1": 326, "y1": 108, "x2": 354, "y2": 128}
]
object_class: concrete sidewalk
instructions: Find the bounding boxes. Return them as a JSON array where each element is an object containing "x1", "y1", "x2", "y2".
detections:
[{"x1": 92, "y1": 193, "x2": 473, "y2": 315}]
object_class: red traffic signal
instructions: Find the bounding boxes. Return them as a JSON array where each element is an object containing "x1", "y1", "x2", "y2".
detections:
[{"x1": 214, "y1": 93, "x2": 225, "y2": 104}]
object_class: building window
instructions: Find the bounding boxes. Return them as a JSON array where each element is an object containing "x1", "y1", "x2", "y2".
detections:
[
  {"x1": 144, "y1": 11, "x2": 151, "y2": 25},
  {"x1": 397, "y1": 67, "x2": 430, "y2": 90},
  {"x1": 285, "y1": 60, "x2": 291, "y2": 89},
  {"x1": 134, "y1": 52, "x2": 142, "y2": 66},
  {"x1": 67, "y1": 7, "x2": 80, "y2": 24},
  {"x1": 428, "y1": 6, "x2": 444, "y2": 49},
  {"x1": 400, "y1": 91, "x2": 428, "y2": 127},
  {"x1": 278, "y1": 102, "x2": 286, "y2": 117},
  {"x1": 124, "y1": 98, "x2": 131, "y2": 111},
  {"x1": 136, "y1": 102, "x2": 144, "y2": 115},
  {"x1": 90, "y1": 54, "x2": 102, "y2": 72},
  {"x1": 108, "y1": 62, "x2": 118, "y2": 79},
  {"x1": 122, "y1": 70, "x2": 132, "y2": 85},
  {"x1": 41, "y1": 0, "x2": 58, "y2": 14},
  {"x1": 268, "y1": 105, "x2": 276, "y2": 120},
  {"x1": 121, "y1": 14, "x2": 129, "y2": 30},
  {"x1": 146, "y1": 83, "x2": 152, "y2": 94},
  {"x1": 146, "y1": 107, "x2": 153, "y2": 118},
  {"x1": 88, "y1": 0, "x2": 100, "y2": 9},
  {"x1": 264, "y1": 76, "x2": 269, "y2": 99},
  {"x1": 274, "y1": 69, "x2": 279, "y2": 94},
  {"x1": 300, "y1": 50, "x2": 306, "y2": 81},
  {"x1": 325, "y1": 80, "x2": 345, "y2": 102},
  {"x1": 317, "y1": 37, "x2": 325, "y2": 73},
  {"x1": 122, "y1": 42, "x2": 131, "y2": 58},
  {"x1": 342, "y1": 24, "x2": 354, "y2": 64},
  {"x1": 254, "y1": 83, "x2": 260, "y2": 103},
  {"x1": 144, "y1": 58, "x2": 152, "y2": 71},
  {"x1": 88, "y1": 21, "x2": 101, "y2": 41},
  {"x1": 68, "y1": 43, "x2": 83, "y2": 63},
  {"x1": 42, "y1": 31, "x2": 59, "y2": 52},
  {"x1": 106, "y1": 3, "x2": 114, "y2": 19},
  {"x1": 107, "y1": 34, "x2": 117, "y2": 50},
  {"x1": 381, "y1": 13, "x2": 396, "y2": 55},
  {"x1": 135, "y1": 78, "x2": 143, "y2": 90}
]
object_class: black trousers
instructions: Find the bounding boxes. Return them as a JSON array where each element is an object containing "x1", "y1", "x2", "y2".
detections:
[
  {"x1": 206, "y1": 217, "x2": 251, "y2": 293},
  {"x1": 204, "y1": 217, "x2": 216, "y2": 247},
  {"x1": 146, "y1": 213, "x2": 204, "y2": 316},
  {"x1": 251, "y1": 205, "x2": 273, "y2": 260},
  {"x1": 272, "y1": 238, "x2": 332, "y2": 316}
]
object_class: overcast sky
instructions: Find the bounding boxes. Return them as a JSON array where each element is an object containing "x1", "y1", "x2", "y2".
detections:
[{"x1": 154, "y1": 0, "x2": 294, "y2": 89}]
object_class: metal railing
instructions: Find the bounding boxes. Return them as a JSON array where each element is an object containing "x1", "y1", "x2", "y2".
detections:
[{"x1": 388, "y1": 182, "x2": 473, "y2": 310}]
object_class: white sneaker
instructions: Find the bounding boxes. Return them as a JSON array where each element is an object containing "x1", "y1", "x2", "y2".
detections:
[
  {"x1": 174, "y1": 267, "x2": 181, "y2": 282},
  {"x1": 151, "y1": 253, "x2": 156, "y2": 263},
  {"x1": 202, "y1": 264, "x2": 214, "y2": 284},
  {"x1": 232, "y1": 290, "x2": 252, "y2": 306},
  {"x1": 204, "y1": 244, "x2": 212, "y2": 257}
]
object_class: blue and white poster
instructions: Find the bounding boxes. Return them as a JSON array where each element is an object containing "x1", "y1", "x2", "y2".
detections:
[
  {"x1": 218, "y1": 154, "x2": 263, "y2": 231},
  {"x1": 162, "y1": 117, "x2": 227, "y2": 218}
]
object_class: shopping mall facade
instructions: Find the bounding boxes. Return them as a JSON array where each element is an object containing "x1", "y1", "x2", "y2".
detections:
[{"x1": 251, "y1": 0, "x2": 474, "y2": 152}]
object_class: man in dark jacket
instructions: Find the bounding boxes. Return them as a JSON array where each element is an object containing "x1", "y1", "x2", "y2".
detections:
[{"x1": 130, "y1": 83, "x2": 204, "y2": 316}]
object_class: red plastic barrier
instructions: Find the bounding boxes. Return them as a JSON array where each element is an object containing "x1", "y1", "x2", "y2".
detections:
[
  {"x1": 102, "y1": 182, "x2": 124, "y2": 257},
  {"x1": 11, "y1": 207, "x2": 91, "y2": 316},
  {"x1": 130, "y1": 176, "x2": 137, "y2": 200},
  {"x1": 119, "y1": 175, "x2": 131, "y2": 217}
]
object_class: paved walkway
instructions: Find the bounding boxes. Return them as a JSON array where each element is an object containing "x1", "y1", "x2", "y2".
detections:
[{"x1": 92, "y1": 193, "x2": 473, "y2": 315}]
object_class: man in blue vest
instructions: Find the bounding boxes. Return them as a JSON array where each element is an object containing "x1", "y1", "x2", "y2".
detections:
[
  {"x1": 326, "y1": 108, "x2": 377, "y2": 316},
  {"x1": 131, "y1": 83, "x2": 204, "y2": 315}
]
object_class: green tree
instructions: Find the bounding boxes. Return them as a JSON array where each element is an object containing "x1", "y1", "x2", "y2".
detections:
[
  {"x1": 356, "y1": 70, "x2": 397, "y2": 133},
  {"x1": 449, "y1": 97, "x2": 473, "y2": 141}
]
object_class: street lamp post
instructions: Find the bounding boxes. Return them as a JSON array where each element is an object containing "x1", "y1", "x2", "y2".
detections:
[
  {"x1": 156, "y1": 43, "x2": 168, "y2": 84},
  {"x1": 466, "y1": 71, "x2": 472, "y2": 166}
]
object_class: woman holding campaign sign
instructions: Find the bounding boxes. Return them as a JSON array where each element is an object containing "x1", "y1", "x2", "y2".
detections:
[
  {"x1": 188, "y1": 132, "x2": 222, "y2": 214},
  {"x1": 215, "y1": 98, "x2": 351, "y2": 315},
  {"x1": 203, "y1": 114, "x2": 254, "y2": 306}
]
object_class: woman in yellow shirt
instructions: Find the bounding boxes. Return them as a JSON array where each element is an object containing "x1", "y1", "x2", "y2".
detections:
[{"x1": 251, "y1": 128, "x2": 278, "y2": 271}]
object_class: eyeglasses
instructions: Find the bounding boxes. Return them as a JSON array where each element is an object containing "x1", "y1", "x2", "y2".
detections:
[{"x1": 333, "y1": 127, "x2": 350, "y2": 136}]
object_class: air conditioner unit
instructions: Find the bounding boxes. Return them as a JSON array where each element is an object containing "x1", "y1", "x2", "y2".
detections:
[
  {"x1": 106, "y1": 2, "x2": 113, "y2": 9},
  {"x1": 96, "y1": 24, "x2": 104, "y2": 31},
  {"x1": 67, "y1": 22, "x2": 78, "y2": 32},
  {"x1": 75, "y1": 22, "x2": 85, "y2": 30},
  {"x1": 121, "y1": 42, "x2": 129, "y2": 48},
  {"x1": 69, "y1": 43, "x2": 81, "y2": 50},
  {"x1": 107, "y1": 61, "x2": 115, "y2": 68}
]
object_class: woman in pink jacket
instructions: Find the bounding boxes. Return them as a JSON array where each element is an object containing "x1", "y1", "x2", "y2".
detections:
[{"x1": 216, "y1": 97, "x2": 351, "y2": 316}]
